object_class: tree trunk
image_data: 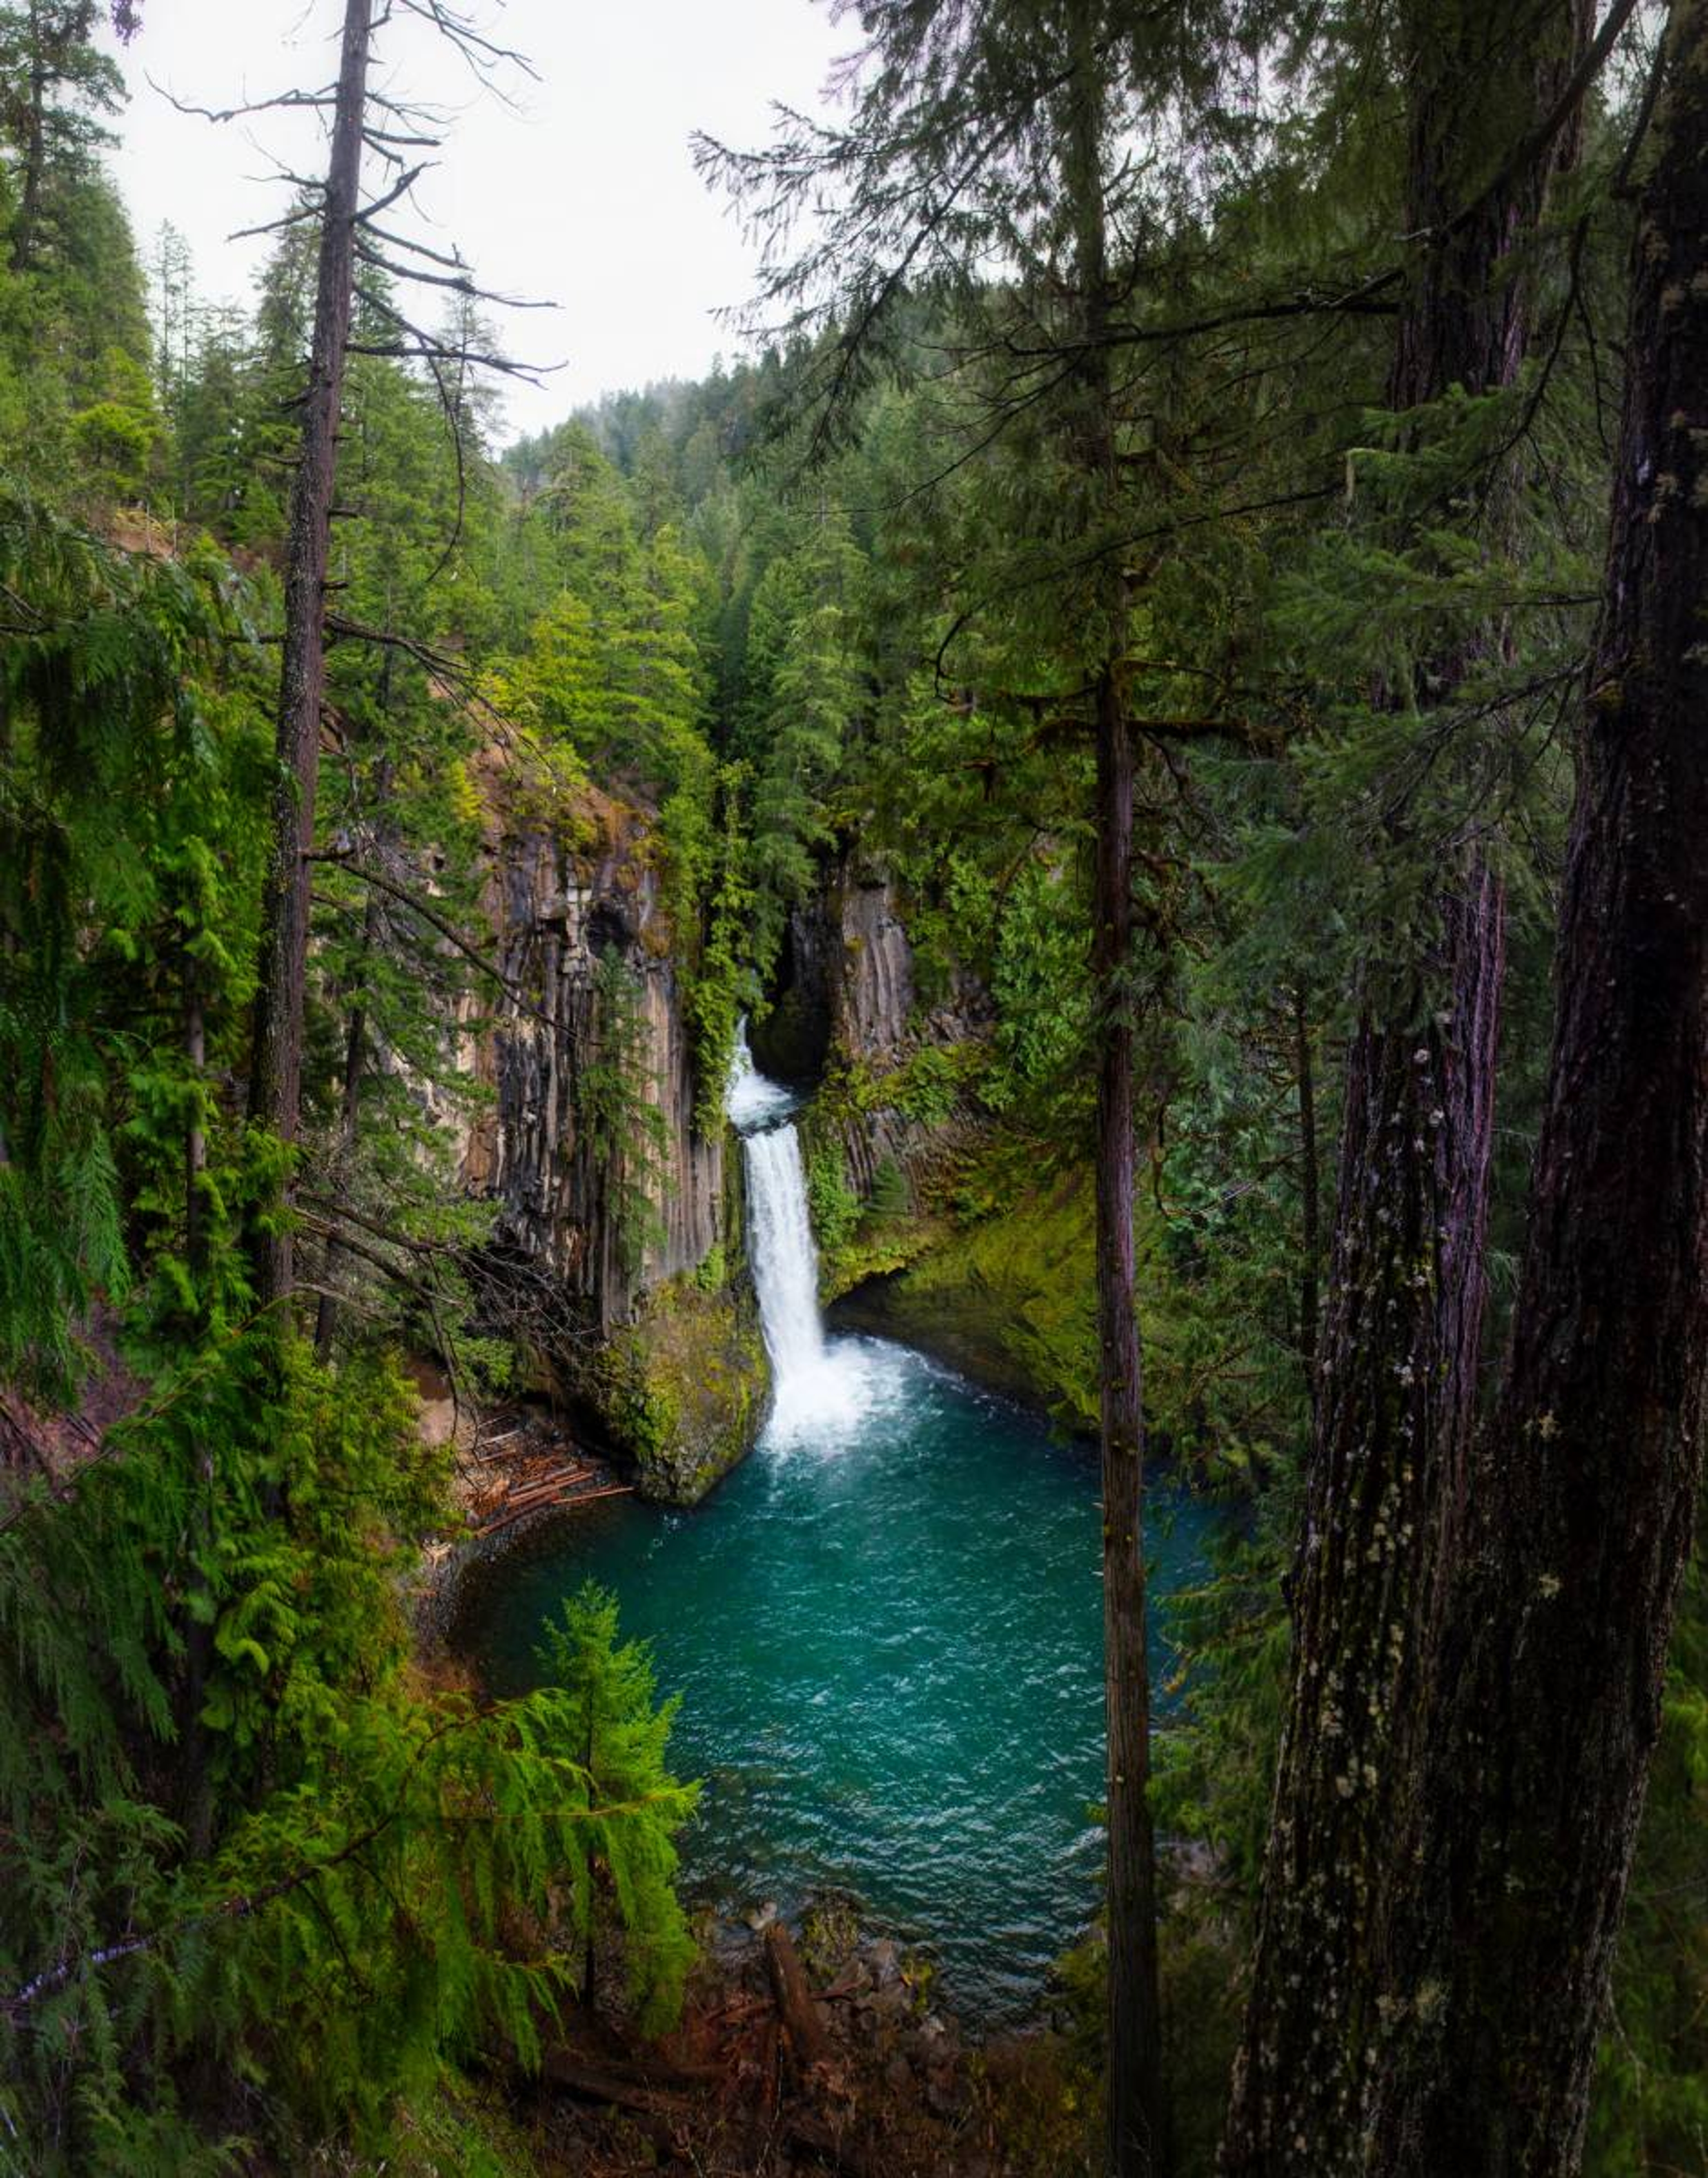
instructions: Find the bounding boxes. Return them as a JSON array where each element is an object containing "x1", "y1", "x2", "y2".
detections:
[
  {"x1": 245, "y1": 0, "x2": 372, "y2": 1316},
  {"x1": 1060, "y1": 13, "x2": 1167, "y2": 2173},
  {"x1": 1291, "y1": 984, "x2": 1319, "y2": 1380},
  {"x1": 1221, "y1": 4, "x2": 1587, "y2": 2169},
  {"x1": 1361, "y1": 12, "x2": 1708, "y2": 2168},
  {"x1": 9, "y1": 37, "x2": 47, "y2": 276},
  {"x1": 1095, "y1": 652, "x2": 1165, "y2": 2178},
  {"x1": 763, "y1": 1920, "x2": 836, "y2": 2074}
]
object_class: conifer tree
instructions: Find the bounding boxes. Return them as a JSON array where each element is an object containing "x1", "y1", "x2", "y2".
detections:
[
  {"x1": 698, "y1": 9, "x2": 1273, "y2": 2164},
  {"x1": 1221, "y1": 0, "x2": 1604, "y2": 2162},
  {"x1": 0, "y1": 1, "x2": 128, "y2": 274},
  {"x1": 539, "y1": 1580, "x2": 699, "y2": 2032},
  {"x1": 1352, "y1": 7, "x2": 1708, "y2": 2164},
  {"x1": 246, "y1": 0, "x2": 374, "y2": 1321}
]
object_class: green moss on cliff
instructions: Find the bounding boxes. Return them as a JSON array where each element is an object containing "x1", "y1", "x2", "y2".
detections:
[
  {"x1": 836, "y1": 1159, "x2": 1105, "y2": 1429},
  {"x1": 830, "y1": 1118, "x2": 1301, "y2": 1475}
]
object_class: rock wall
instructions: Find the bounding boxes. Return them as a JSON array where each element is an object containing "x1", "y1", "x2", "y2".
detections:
[
  {"x1": 754, "y1": 856, "x2": 989, "y2": 1080},
  {"x1": 455, "y1": 800, "x2": 767, "y2": 1502},
  {"x1": 747, "y1": 857, "x2": 996, "y2": 1307},
  {"x1": 460, "y1": 812, "x2": 722, "y2": 1331}
]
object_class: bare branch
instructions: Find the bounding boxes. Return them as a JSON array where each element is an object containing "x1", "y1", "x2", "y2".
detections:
[
  {"x1": 356, "y1": 162, "x2": 433, "y2": 223},
  {"x1": 307, "y1": 850, "x2": 560, "y2": 1032},
  {"x1": 354, "y1": 239, "x2": 553, "y2": 308},
  {"x1": 147, "y1": 75, "x2": 336, "y2": 123}
]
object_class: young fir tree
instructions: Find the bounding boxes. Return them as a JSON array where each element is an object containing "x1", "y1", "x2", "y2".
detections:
[{"x1": 538, "y1": 1580, "x2": 699, "y2": 2033}]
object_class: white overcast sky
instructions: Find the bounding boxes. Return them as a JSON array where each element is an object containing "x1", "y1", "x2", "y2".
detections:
[{"x1": 100, "y1": 0, "x2": 850, "y2": 440}]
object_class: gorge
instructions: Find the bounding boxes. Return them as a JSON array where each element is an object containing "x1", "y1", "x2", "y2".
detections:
[{"x1": 455, "y1": 1029, "x2": 1216, "y2": 2018}]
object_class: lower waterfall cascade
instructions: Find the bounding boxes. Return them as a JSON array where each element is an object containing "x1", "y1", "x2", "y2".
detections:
[{"x1": 727, "y1": 1025, "x2": 869, "y2": 1441}]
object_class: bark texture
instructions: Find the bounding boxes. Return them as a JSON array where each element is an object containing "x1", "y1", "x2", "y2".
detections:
[
  {"x1": 1061, "y1": 12, "x2": 1166, "y2": 2171},
  {"x1": 1094, "y1": 648, "x2": 1164, "y2": 2178},
  {"x1": 1363, "y1": 10, "x2": 1708, "y2": 2166},
  {"x1": 1221, "y1": 4, "x2": 1587, "y2": 2168},
  {"x1": 246, "y1": 0, "x2": 372, "y2": 1312},
  {"x1": 1292, "y1": 984, "x2": 1319, "y2": 1376}
]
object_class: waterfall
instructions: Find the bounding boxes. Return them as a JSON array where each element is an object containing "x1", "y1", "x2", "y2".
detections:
[
  {"x1": 726, "y1": 1025, "x2": 826, "y2": 1397},
  {"x1": 743, "y1": 1122, "x2": 826, "y2": 1385}
]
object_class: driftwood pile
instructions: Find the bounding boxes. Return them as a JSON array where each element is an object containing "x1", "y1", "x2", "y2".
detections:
[{"x1": 465, "y1": 1419, "x2": 632, "y2": 1539}]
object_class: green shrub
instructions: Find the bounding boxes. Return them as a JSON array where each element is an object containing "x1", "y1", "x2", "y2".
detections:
[{"x1": 806, "y1": 1140, "x2": 861, "y2": 1254}]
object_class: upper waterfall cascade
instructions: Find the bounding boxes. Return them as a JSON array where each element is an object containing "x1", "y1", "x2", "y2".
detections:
[{"x1": 726, "y1": 1024, "x2": 862, "y2": 1439}]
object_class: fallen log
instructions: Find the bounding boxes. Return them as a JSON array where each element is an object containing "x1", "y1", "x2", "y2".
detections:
[
  {"x1": 501, "y1": 1469, "x2": 591, "y2": 1510},
  {"x1": 538, "y1": 2048, "x2": 688, "y2": 2119},
  {"x1": 763, "y1": 1920, "x2": 836, "y2": 2073},
  {"x1": 475, "y1": 1482, "x2": 633, "y2": 1540}
]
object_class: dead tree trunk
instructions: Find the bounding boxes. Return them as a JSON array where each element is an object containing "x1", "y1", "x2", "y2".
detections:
[
  {"x1": 763, "y1": 1921, "x2": 836, "y2": 2076},
  {"x1": 1362, "y1": 11, "x2": 1708, "y2": 2168},
  {"x1": 1221, "y1": 3, "x2": 1589, "y2": 2169},
  {"x1": 245, "y1": 0, "x2": 372, "y2": 1317}
]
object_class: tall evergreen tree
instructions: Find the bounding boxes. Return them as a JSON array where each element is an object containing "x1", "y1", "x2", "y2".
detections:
[
  {"x1": 0, "y1": 1, "x2": 126, "y2": 275},
  {"x1": 1355, "y1": 8, "x2": 1708, "y2": 2165},
  {"x1": 699, "y1": 8, "x2": 1285, "y2": 2164},
  {"x1": 246, "y1": 0, "x2": 373, "y2": 1321},
  {"x1": 1221, "y1": 2, "x2": 1602, "y2": 2164}
]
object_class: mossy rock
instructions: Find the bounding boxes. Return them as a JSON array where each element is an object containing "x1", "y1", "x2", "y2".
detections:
[
  {"x1": 592, "y1": 1281, "x2": 769, "y2": 1505},
  {"x1": 819, "y1": 1210, "x2": 943, "y2": 1307},
  {"x1": 830, "y1": 1166, "x2": 1104, "y2": 1431}
]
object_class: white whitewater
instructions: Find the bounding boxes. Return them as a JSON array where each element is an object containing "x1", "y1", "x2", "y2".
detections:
[{"x1": 727, "y1": 1024, "x2": 893, "y2": 1443}]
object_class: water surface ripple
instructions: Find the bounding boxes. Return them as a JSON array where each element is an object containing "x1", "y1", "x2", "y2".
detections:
[{"x1": 459, "y1": 1337, "x2": 1213, "y2": 2021}]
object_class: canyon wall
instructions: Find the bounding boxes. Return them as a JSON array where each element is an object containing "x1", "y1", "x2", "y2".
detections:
[{"x1": 457, "y1": 801, "x2": 765, "y2": 1501}]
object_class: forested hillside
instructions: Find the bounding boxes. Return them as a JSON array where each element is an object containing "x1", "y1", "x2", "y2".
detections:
[{"x1": 0, "y1": 2, "x2": 1703, "y2": 2176}]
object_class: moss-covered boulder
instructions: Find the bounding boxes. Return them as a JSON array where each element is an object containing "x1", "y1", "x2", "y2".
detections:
[{"x1": 592, "y1": 1280, "x2": 769, "y2": 1505}]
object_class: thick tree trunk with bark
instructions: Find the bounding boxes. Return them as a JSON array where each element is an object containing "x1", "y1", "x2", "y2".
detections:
[
  {"x1": 1094, "y1": 649, "x2": 1165, "y2": 2178},
  {"x1": 1362, "y1": 13, "x2": 1708, "y2": 2167},
  {"x1": 246, "y1": 0, "x2": 372, "y2": 1314},
  {"x1": 1222, "y1": 5, "x2": 1587, "y2": 2169}
]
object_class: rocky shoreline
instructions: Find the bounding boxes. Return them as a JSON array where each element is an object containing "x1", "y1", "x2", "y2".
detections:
[{"x1": 530, "y1": 1890, "x2": 1094, "y2": 2178}]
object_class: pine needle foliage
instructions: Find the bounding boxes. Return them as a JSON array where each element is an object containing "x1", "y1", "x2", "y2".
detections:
[
  {"x1": 537, "y1": 1581, "x2": 700, "y2": 2034},
  {"x1": 0, "y1": 1339, "x2": 693, "y2": 2172},
  {"x1": 0, "y1": 481, "x2": 263, "y2": 1401}
]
